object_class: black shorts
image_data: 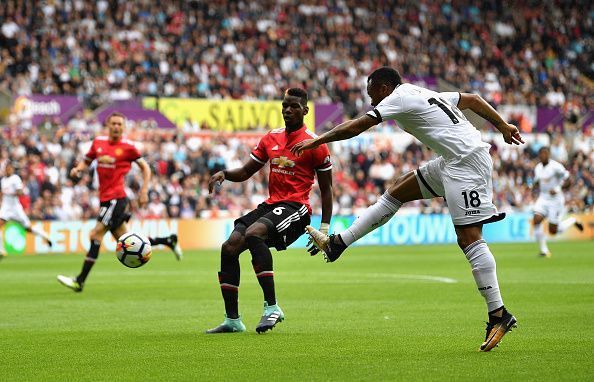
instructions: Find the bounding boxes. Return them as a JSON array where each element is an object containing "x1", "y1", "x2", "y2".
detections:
[
  {"x1": 234, "y1": 202, "x2": 310, "y2": 251},
  {"x1": 97, "y1": 197, "x2": 132, "y2": 229}
]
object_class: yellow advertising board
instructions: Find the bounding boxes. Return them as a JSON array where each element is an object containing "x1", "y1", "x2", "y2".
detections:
[{"x1": 143, "y1": 97, "x2": 315, "y2": 132}]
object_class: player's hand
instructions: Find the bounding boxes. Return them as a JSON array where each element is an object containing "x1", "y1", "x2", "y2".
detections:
[
  {"x1": 306, "y1": 223, "x2": 329, "y2": 256},
  {"x1": 70, "y1": 167, "x2": 81, "y2": 179},
  {"x1": 208, "y1": 171, "x2": 225, "y2": 194},
  {"x1": 138, "y1": 189, "x2": 149, "y2": 208},
  {"x1": 498, "y1": 123, "x2": 524, "y2": 145},
  {"x1": 291, "y1": 139, "x2": 321, "y2": 157}
]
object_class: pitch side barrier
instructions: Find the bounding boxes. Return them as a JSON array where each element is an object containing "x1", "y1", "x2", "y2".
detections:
[{"x1": 2, "y1": 213, "x2": 592, "y2": 255}]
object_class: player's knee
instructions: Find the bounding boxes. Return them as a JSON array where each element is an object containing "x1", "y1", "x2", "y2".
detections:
[
  {"x1": 244, "y1": 222, "x2": 268, "y2": 241},
  {"x1": 221, "y1": 240, "x2": 242, "y2": 257},
  {"x1": 549, "y1": 226, "x2": 558, "y2": 235}
]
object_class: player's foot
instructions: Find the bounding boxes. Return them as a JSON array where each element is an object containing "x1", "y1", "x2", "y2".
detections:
[
  {"x1": 166, "y1": 234, "x2": 183, "y2": 261},
  {"x1": 57, "y1": 275, "x2": 83, "y2": 292},
  {"x1": 538, "y1": 251, "x2": 552, "y2": 258},
  {"x1": 205, "y1": 315, "x2": 246, "y2": 334},
  {"x1": 46, "y1": 239, "x2": 53, "y2": 247},
  {"x1": 574, "y1": 221, "x2": 584, "y2": 232},
  {"x1": 305, "y1": 226, "x2": 346, "y2": 262},
  {"x1": 256, "y1": 302, "x2": 284, "y2": 334},
  {"x1": 480, "y1": 309, "x2": 517, "y2": 352}
]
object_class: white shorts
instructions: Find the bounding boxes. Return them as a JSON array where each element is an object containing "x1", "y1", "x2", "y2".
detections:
[
  {"x1": 0, "y1": 203, "x2": 31, "y2": 228},
  {"x1": 533, "y1": 195, "x2": 565, "y2": 225},
  {"x1": 415, "y1": 148, "x2": 503, "y2": 227}
]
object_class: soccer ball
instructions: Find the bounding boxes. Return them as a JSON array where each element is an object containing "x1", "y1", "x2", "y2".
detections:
[{"x1": 116, "y1": 232, "x2": 152, "y2": 268}]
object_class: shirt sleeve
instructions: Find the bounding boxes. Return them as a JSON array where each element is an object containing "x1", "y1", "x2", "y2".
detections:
[
  {"x1": 438, "y1": 92, "x2": 461, "y2": 106},
  {"x1": 250, "y1": 134, "x2": 269, "y2": 164},
  {"x1": 365, "y1": 93, "x2": 403, "y2": 122},
  {"x1": 14, "y1": 176, "x2": 24, "y2": 192},
  {"x1": 84, "y1": 139, "x2": 97, "y2": 162},
  {"x1": 129, "y1": 142, "x2": 142, "y2": 162},
  {"x1": 312, "y1": 144, "x2": 332, "y2": 172},
  {"x1": 557, "y1": 163, "x2": 570, "y2": 181}
]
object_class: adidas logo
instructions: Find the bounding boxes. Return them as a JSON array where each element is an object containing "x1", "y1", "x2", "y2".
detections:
[{"x1": 271, "y1": 145, "x2": 279, "y2": 151}]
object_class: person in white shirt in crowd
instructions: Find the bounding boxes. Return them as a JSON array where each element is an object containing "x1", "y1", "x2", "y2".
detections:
[{"x1": 532, "y1": 146, "x2": 583, "y2": 257}]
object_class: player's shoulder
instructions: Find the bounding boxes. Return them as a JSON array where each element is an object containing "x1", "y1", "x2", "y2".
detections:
[
  {"x1": 120, "y1": 138, "x2": 138, "y2": 147},
  {"x1": 303, "y1": 128, "x2": 318, "y2": 139},
  {"x1": 94, "y1": 135, "x2": 109, "y2": 142},
  {"x1": 269, "y1": 127, "x2": 285, "y2": 134}
]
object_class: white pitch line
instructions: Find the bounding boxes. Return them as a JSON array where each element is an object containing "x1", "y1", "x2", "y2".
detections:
[{"x1": 290, "y1": 272, "x2": 458, "y2": 284}]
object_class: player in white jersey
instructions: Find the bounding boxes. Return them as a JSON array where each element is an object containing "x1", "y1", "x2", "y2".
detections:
[
  {"x1": 292, "y1": 67, "x2": 523, "y2": 352},
  {"x1": 532, "y1": 147, "x2": 583, "y2": 257},
  {"x1": 0, "y1": 162, "x2": 52, "y2": 259}
]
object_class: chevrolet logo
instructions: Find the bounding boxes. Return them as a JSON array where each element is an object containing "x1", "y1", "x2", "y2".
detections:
[
  {"x1": 271, "y1": 156, "x2": 295, "y2": 168},
  {"x1": 97, "y1": 155, "x2": 116, "y2": 164}
]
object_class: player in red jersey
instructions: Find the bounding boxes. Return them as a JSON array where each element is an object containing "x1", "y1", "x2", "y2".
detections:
[
  {"x1": 57, "y1": 112, "x2": 183, "y2": 292},
  {"x1": 206, "y1": 88, "x2": 333, "y2": 334}
]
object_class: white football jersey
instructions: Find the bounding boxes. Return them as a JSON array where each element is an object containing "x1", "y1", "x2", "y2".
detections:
[
  {"x1": 366, "y1": 83, "x2": 490, "y2": 161},
  {"x1": 534, "y1": 160, "x2": 569, "y2": 198},
  {"x1": 1, "y1": 174, "x2": 24, "y2": 207}
]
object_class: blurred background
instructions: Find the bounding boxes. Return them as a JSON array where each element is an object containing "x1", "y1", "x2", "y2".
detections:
[{"x1": 0, "y1": 0, "x2": 592, "y2": 250}]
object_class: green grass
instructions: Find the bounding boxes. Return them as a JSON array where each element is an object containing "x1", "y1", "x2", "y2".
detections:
[{"x1": 1, "y1": 241, "x2": 593, "y2": 381}]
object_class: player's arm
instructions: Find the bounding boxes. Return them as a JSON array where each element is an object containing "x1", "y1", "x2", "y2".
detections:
[
  {"x1": 70, "y1": 158, "x2": 91, "y2": 178},
  {"x1": 208, "y1": 158, "x2": 264, "y2": 194},
  {"x1": 291, "y1": 115, "x2": 378, "y2": 156},
  {"x1": 134, "y1": 158, "x2": 151, "y2": 207},
  {"x1": 457, "y1": 93, "x2": 524, "y2": 145}
]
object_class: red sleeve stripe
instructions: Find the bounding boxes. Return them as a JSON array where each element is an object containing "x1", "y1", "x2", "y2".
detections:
[{"x1": 250, "y1": 153, "x2": 266, "y2": 164}]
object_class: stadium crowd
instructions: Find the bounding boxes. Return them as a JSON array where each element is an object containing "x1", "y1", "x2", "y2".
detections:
[
  {"x1": 0, "y1": 121, "x2": 592, "y2": 221},
  {"x1": 0, "y1": 0, "x2": 592, "y2": 117}
]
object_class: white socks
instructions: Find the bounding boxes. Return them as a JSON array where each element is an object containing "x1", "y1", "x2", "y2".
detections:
[
  {"x1": 558, "y1": 217, "x2": 576, "y2": 233},
  {"x1": 534, "y1": 223, "x2": 549, "y2": 254},
  {"x1": 31, "y1": 226, "x2": 51, "y2": 242},
  {"x1": 463, "y1": 240, "x2": 503, "y2": 312},
  {"x1": 339, "y1": 192, "x2": 402, "y2": 246}
]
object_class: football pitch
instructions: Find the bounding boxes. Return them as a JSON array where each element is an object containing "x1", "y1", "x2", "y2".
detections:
[{"x1": 1, "y1": 241, "x2": 592, "y2": 381}]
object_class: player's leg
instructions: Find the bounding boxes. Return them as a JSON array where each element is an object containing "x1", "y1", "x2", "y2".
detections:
[
  {"x1": 148, "y1": 234, "x2": 183, "y2": 260},
  {"x1": 57, "y1": 221, "x2": 108, "y2": 292},
  {"x1": 307, "y1": 157, "x2": 444, "y2": 261},
  {"x1": 244, "y1": 221, "x2": 279, "y2": 316},
  {"x1": 444, "y1": 149, "x2": 515, "y2": 351},
  {"x1": 455, "y1": 225, "x2": 516, "y2": 351},
  {"x1": 206, "y1": 229, "x2": 248, "y2": 334},
  {"x1": 0, "y1": 218, "x2": 7, "y2": 258},
  {"x1": 208, "y1": 207, "x2": 266, "y2": 333},
  {"x1": 249, "y1": 202, "x2": 308, "y2": 333},
  {"x1": 533, "y1": 212, "x2": 550, "y2": 257},
  {"x1": 552, "y1": 201, "x2": 583, "y2": 234},
  {"x1": 17, "y1": 209, "x2": 52, "y2": 247}
]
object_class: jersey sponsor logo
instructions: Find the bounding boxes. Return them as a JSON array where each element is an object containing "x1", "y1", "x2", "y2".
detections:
[
  {"x1": 271, "y1": 156, "x2": 295, "y2": 168},
  {"x1": 97, "y1": 155, "x2": 116, "y2": 164}
]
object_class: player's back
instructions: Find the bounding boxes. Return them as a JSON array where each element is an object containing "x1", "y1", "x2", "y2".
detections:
[{"x1": 374, "y1": 83, "x2": 489, "y2": 162}]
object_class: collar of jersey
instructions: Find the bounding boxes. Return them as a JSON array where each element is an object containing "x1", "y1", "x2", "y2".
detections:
[{"x1": 285, "y1": 125, "x2": 307, "y2": 135}]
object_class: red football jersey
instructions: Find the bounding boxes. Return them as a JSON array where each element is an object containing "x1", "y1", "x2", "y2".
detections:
[
  {"x1": 250, "y1": 125, "x2": 332, "y2": 213},
  {"x1": 84, "y1": 136, "x2": 141, "y2": 202}
]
